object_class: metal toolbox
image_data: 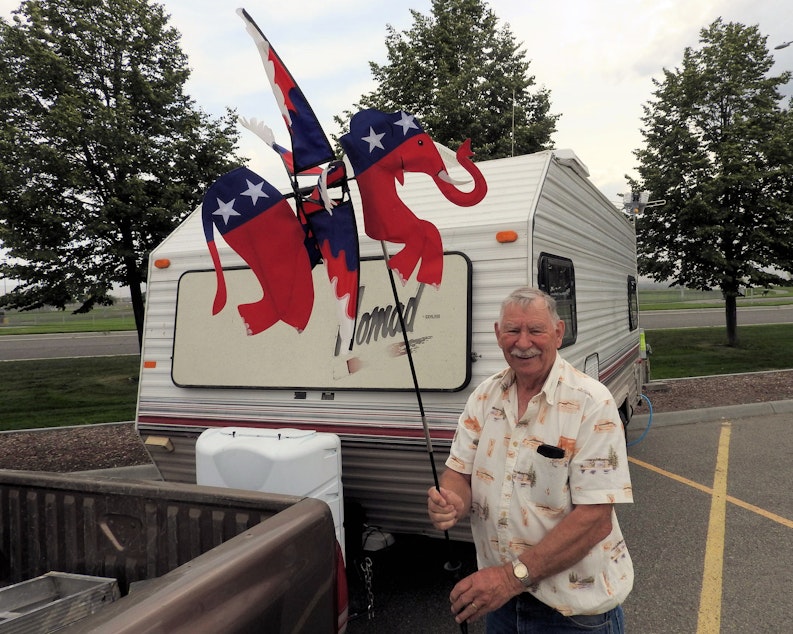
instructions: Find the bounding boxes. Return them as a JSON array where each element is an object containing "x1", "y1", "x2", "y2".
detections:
[{"x1": 0, "y1": 571, "x2": 119, "y2": 633}]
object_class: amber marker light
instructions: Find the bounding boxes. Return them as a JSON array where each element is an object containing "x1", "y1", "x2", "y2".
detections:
[
  {"x1": 154, "y1": 258, "x2": 171, "y2": 269},
  {"x1": 496, "y1": 230, "x2": 519, "y2": 243},
  {"x1": 143, "y1": 361, "x2": 157, "y2": 369}
]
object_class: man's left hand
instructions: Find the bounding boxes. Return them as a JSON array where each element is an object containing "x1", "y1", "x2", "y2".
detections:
[{"x1": 449, "y1": 564, "x2": 522, "y2": 624}]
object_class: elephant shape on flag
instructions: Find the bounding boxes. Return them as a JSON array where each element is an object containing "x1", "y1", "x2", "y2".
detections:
[
  {"x1": 340, "y1": 108, "x2": 487, "y2": 287},
  {"x1": 202, "y1": 166, "x2": 315, "y2": 335}
]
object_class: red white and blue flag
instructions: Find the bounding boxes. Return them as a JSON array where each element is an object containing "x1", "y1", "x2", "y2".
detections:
[
  {"x1": 298, "y1": 161, "x2": 359, "y2": 353},
  {"x1": 202, "y1": 166, "x2": 314, "y2": 334},
  {"x1": 339, "y1": 108, "x2": 487, "y2": 287}
]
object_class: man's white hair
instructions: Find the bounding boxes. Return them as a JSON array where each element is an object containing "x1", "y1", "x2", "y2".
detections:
[{"x1": 499, "y1": 287, "x2": 560, "y2": 323}]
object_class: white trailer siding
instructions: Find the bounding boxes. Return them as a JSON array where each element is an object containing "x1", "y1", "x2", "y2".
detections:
[
  {"x1": 530, "y1": 156, "x2": 642, "y2": 414},
  {"x1": 136, "y1": 150, "x2": 645, "y2": 541}
]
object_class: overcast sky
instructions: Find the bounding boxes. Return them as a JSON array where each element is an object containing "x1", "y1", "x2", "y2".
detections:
[{"x1": 2, "y1": 0, "x2": 792, "y2": 202}]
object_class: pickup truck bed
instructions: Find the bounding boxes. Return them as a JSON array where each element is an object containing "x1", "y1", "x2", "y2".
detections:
[{"x1": 0, "y1": 469, "x2": 345, "y2": 633}]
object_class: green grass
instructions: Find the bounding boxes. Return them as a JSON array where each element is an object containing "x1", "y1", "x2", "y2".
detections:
[
  {"x1": 0, "y1": 318, "x2": 135, "y2": 335},
  {"x1": 0, "y1": 356, "x2": 140, "y2": 430},
  {"x1": 0, "y1": 321, "x2": 791, "y2": 429},
  {"x1": 645, "y1": 324, "x2": 793, "y2": 379},
  {"x1": 0, "y1": 305, "x2": 135, "y2": 336}
]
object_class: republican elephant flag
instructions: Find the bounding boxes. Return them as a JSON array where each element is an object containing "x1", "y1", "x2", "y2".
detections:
[
  {"x1": 340, "y1": 109, "x2": 487, "y2": 287},
  {"x1": 202, "y1": 166, "x2": 314, "y2": 335}
]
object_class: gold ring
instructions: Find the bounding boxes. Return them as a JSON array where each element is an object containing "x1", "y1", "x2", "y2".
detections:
[{"x1": 470, "y1": 602, "x2": 478, "y2": 612}]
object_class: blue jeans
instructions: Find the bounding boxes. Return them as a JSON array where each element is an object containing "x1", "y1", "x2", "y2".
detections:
[{"x1": 485, "y1": 593, "x2": 625, "y2": 633}]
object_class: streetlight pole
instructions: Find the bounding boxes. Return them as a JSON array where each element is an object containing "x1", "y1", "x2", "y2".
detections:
[{"x1": 511, "y1": 88, "x2": 515, "y2": 157}]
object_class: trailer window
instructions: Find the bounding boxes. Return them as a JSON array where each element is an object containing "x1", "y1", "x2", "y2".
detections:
[
  {"x1": 628, "y1": 276, "x2": 639, "y2": 331},
  {"x1": 537, "y1": 253, "x2": 577, "y2": 348}
]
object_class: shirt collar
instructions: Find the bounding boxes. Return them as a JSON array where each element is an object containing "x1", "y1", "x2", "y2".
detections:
[
  {"x1": 540, "y1": 355, "x2": 565, "y2": 406},
  {"x1": 500, "y1": 354, "x2": 564, "y2": 407}
]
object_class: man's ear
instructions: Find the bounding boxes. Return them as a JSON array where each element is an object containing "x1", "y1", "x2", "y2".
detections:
[
  {"x1": 555, "y1": 319, "x2": 565, "y2": 348},
  {"x1": 495, "y1": 320, "x2": 509, "y2": 350}
]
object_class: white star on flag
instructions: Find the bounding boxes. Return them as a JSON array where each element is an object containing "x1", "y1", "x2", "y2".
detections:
[
  {"x1": 213, "y1": 198, "x2": 241, "y2": 225},
  {"x1": 241, "y1": 179, "x2": 268, "y2": 205},
  {"x1": 394, "y1": 111, "x2": 419, "y2": 135},
  {"x1": 362, "y1": 126, "x2": 385, "y2": 152}
]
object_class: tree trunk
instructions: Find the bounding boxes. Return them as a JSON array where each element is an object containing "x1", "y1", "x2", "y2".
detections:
[
  {"x1": 119, "y1": 220, "x2": 145, "y2": 349},
  {"x1": 127, "y1": 266, "x2": 145, "y2": 350},
  {"x1": 725, "y1": 294, "x2": 738, "y2": 347}
]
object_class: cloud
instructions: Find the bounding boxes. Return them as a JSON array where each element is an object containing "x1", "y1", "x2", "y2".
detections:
[{"x1": 3, "y1": 0, "x2": 791, "y2": 198}]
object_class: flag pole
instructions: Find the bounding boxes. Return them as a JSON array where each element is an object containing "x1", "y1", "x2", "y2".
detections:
[
  {"x1": 378, "y1": 242, "x2": 464, "y2": 569},
  {"x1": 380, "y1": 244, "x2": 442, "y2": 485},
  {"x1": 379, "y1": 242, "x2": 467, "y2": 634}
]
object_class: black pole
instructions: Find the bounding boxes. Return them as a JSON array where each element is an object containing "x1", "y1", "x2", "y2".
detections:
[
  {"x1": 379, "y1": 243, "x2": 467, "y2": 633},
  {"x1": 379, "y1": 243, "x2": 439, "y2": 486}
]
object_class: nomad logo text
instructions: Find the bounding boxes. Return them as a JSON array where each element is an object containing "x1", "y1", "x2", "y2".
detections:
[{"x1": 335, "y1": 284, "x2": 427, "y2": 355}]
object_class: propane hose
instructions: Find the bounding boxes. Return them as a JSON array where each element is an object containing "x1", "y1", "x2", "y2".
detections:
[{"x1": 627, "y1": 394, "x2": 653, "y2": 447}]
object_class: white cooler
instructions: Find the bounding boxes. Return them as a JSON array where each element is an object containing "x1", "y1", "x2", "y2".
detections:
[{"x1": 196, "y1": 427, "x2": 344, "y2": 555}]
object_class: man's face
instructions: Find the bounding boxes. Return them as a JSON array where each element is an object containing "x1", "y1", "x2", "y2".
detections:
[{"x1": 494, "y1": 299, "x2": 565, "y2": 385}]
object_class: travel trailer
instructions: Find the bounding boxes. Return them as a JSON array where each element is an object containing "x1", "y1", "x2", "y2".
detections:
[{"x1": 136, "y1": 149, "x2": 648, "y2": 543}]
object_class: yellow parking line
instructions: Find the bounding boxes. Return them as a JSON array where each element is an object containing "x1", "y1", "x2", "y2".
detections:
[
  {"x1": 696, "y1": 422, "x2": 731, "y2": 634},
  {"x1": 627, "y1": 458, "x2": 793, "y2": 529},
  {"x1": 628, "y1": 456, "x2": 711, "y2": 494},
  {"x1": 726, "y1": 496, "x2": 793, "y2": 529}
]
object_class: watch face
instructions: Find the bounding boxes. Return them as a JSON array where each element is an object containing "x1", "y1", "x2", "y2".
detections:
[{"x1": 513, "y1": 561, "x2": 531, "y2": 586}]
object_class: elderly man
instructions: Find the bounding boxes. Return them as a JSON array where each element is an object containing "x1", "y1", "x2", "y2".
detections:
[{"x1": 428, "y1": 287, "x2": 633, "y2": 633}]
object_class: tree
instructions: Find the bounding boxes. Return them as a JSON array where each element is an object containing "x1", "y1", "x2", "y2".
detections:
[
  {"x1": 0, "y1": 0, "x2": 243, "y2": 346},
  {"x1": 631, "y1": 19, "x2": 793, "y2": 346},
  {"x1": 335, "y1": 0, "x2": 558, "y2": 160}
]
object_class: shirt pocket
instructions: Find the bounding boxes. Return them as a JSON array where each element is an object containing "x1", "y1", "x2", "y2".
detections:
[{"x1": 514, "y1": 452, "x2": 572, "y2": 519}]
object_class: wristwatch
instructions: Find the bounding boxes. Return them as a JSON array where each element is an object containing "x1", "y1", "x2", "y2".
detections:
[{"x1": 511, "y1": 558, "x2": 532, "y2": 588}]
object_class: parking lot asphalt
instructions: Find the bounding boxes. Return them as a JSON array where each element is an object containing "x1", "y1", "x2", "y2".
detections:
[
  {"x1": 621, "y1": 401, "x2": 793, "y2": 633},
  {"x1": 345, "y1": 400, "x2": 793, "y2": 633}
]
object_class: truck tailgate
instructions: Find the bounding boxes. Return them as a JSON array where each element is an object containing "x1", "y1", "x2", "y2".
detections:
[{"x1": 0, "y1": 470, "x2": 341, "y2": 633}]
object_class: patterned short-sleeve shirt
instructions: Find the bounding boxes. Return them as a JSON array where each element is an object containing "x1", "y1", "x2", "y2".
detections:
[{"x1": 446, "y1": 356, "x2": 634, "y2": 616}]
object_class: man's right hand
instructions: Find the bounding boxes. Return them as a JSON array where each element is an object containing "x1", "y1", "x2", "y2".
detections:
[{"x1": 427, "y1": 486, "x2": 465, "y2": 530}]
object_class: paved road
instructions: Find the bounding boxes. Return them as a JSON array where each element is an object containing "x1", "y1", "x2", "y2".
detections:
[
  {"x1": 346, "y1": 407, "x2": 793, "y2": 633},
  {"x1": 640, "y1": 304, "x2": 793, "y2": 330},
  {"x1": 1, "y1": 305, "x2": 791, "y2": 362},
  {"x1": 0, "y1": 331, "x2": 139, "y2": 361}
]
